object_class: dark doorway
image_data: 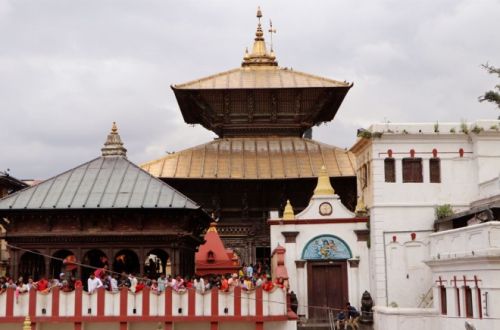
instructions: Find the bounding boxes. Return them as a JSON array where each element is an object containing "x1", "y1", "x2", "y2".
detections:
[
  {"x1": 19, "y1": 251, "x2": 45, "y2": 281},
  {"x1": 49, "y1": 250, "x2": 75, "y2": 279},
  {"x1": 113, "y1": 249, "x2": 140, "y2": 275},
  {"x1": 307, "y1": 261, "x2": 348, "y2": 321},
  {"x1": 256, "y1": 246, "x2": 270, "y2": 268},
  {"x1": 81, "y1": 249, "x2": 108, "y2": 284},
  {"x1": 144, "y1": 249, "x2": 169, "y2": 279}
]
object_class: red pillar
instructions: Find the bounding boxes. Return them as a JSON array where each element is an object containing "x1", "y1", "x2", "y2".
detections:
[
  {"x1": 211, "y1": 288, "x2": 219, "y2": 316},
  {"x1": 234, "y1": 286, "x2": 241, "y2": 316},
  {"x1": 5, "y1": 287, "x2": 14, "y2": 316},
  {"x1": 97, "y1": 287, "x2": 105, "y2": 316},
  {"x1": 188, "y1": 288, "x2": 196, "y2": 316},
  {"x1": 210, "y1": 321, "x2": 219, "y2": 330},
  {"x1": 142, "y1": 286, "x2": 150, "y2": 317},
  {"x1": 28, "y1": 288, "x2": 37, "y2": 317},
  {"x1": 52, "y1": 287, "x2": 60, "y2": 317}
]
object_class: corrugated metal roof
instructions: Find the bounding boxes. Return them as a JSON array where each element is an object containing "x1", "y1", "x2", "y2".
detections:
[
  {"x1": 141, "y1": 137, "x2": 356, "y2": 179},
  {"x1": 173, "y1": 67, "x2": 351, "y2": 90},
  {"x1": 0, "y1": 156, "x2": 200, "y2": 210}
]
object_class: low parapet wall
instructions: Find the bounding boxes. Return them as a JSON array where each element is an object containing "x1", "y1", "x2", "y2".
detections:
[
  {"x1": 0, "y1": 286, "x2": 297, "y2": 330},
  {"x1": 374, "y1": 306, "x2": 500, "y2": 330}
]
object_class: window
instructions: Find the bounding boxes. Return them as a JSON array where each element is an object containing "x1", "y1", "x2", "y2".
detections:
[
  {"x1": 430, "y1": 158, "x2": 441, "y2": 183},
  {"x1": 440, "y1": 286, "x2": 447, "y2": 315},
  {"x1": 360, "y1": 164, "x2": 368, "y2": 188},
  {"x1": 402, "y1": 158, "x2": 423, "y2": 183},
  {"x1": 465, "y1": 286, "x2": 473, "y2": 318},
  {"x1": 384, "y1": 158, "x2": 396, "y2": 182}
]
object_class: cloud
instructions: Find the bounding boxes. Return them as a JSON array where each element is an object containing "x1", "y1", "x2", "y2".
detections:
[{"x1": 0, "y1": 0, "x2": 499, "y2": 178}]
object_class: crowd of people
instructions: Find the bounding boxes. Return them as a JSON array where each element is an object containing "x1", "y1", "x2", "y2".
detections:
[{"x1": 0, "y1": 262, "x2": 287, "y2": 301}]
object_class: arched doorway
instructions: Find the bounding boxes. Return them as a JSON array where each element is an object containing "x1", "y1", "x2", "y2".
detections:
[
  {"x1": 19, "y1": 251, "x2": 45, "y2": 281},
  {"x1": 49, "y1": 250, "x2": 75, "y2": 279},
  {"x1": 144, "y1": 249, "x2": 169, "y2": 279},
  {"x1": 81, "y1": 249, "x2": 108, "y2": 283},
  {"x1": 302, "y1": 235, "x2": 352, "y2": 321},
  {"x1": 113, "y1": 249, "x2": 140, "y2": 275}
]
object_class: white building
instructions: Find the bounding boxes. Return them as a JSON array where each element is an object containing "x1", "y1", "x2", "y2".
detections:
[
  {"x1": 350, "y1": 120, "x2": 500, "y2": 330},
  {"x1": 269, "y1": 167, "x2": 370, "y2": 320}
]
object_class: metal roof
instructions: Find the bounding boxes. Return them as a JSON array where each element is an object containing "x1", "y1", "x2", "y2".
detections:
[
  {"x1": 140, "y1": 137, "x2": 356, "y2": 180},
  {"x1": 0, "y1": 156, "x2": 200, "y2": 211},
  {"x1": 172, "y1": 67, "x2": 351, "y2": 90}
]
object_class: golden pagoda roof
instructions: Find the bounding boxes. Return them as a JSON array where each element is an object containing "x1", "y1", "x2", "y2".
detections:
[
  {"x1": 172, "y1": 7, "x2": 351, "y2": 91},
  {"x1": 173, "y1": 66, "x2": 351, "y2": 90},
  {"x1": 141, "y1": 137, "x2": 356, "y2": 180}
]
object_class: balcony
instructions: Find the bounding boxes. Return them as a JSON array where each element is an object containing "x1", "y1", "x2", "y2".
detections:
[
  {"x1": 428, "y1": 221, "x2": 500, "y2": 261},
  {"x1": 0, "y1": 286, "x2": 296, "y2": 330}
]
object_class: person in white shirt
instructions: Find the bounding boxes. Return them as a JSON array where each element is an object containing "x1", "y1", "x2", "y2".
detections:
[
  {"x1": 129, "y1": 274, "x2": 138, "y2": 293},
  {"x1": 87, "y1": 273, "x2": 103, "y2": 294},
  {"x1": 110, "y1": 275, "x2": 118, "y2": 293}
]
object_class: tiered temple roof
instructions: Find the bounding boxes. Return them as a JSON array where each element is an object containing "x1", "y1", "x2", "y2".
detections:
[
  {"x1": 170, "y1": 8, "x2": 352, "y2": 138},
  {"x1": 141, "y1": 137, "x2": 355, "y2": 179},
  {"x1": 0, "y1": 123, "x2": 199, "y2": 210}
]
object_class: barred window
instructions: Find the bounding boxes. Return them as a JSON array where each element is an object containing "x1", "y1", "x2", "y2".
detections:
[
  {"x1": 440, "y1": 286, "x2": 447, "y2": 315},
  {"x1": 384, "y1": 158, "x2": 396, "y2": 182},
  {"x1": 465, "y1": 286, "x2": 473, "y2": 318},
  {"x1": 402, "y1": 158, "x2": 423, "y2": 183},
  {"x1": 430, "y1": 158, "x2": 441, "y2": 183}
]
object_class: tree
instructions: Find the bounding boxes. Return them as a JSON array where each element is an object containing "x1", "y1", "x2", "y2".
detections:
[{"x1": 479, "y1": 63, "x2": 500, "y2": 114}]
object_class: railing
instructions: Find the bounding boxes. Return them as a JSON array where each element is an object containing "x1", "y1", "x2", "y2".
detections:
[
  {"x1": 429, "y1": 221, "x2": 500, "y2": 260},
  {"x1": 417, "y1": 287, "x2": 433, "y2": 308},
  {"x1": 0, "y1": 286, "x2": 296, "y2": 327}
]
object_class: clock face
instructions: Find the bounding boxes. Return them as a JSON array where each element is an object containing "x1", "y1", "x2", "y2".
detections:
[{"x1": 319, "y1": 202, "x2": 333, "y2": 216}]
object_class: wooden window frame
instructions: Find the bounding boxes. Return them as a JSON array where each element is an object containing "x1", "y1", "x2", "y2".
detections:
[
  {"x1": 402, "y1": 158, "x2": 423, "y2": 183},
  {"x1": 430, "y1": 158, "x2": 441, "y2": 183},
  {"x1": 384, "y1": 158, "x2": 396, "y2": 183}
]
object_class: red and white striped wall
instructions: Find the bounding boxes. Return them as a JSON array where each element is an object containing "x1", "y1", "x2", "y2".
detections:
[{"x1": 0, "y1": 287, "x2": 297, "y2": 330}]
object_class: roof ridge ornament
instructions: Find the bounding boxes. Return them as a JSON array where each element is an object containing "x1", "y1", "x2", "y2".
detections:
[
  {"x1": 242, "y1": 7, "x2": 278, "y2": 67},
  {"x1": 283, "y1": 199, "x2": 295, "y2": 220},
  {"x1": 313, "y1": 165, "x2": 335, "y2": 196},
  {"x1": 101, "y1": 122, "x2": 127, "y2": 157}
]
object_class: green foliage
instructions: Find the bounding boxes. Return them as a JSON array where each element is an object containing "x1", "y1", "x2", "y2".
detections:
[
  {"x1": 434, "y1": 121, "x2": 439, "y2": 133},
  {"x1": 357, "y1": 130, "x2": 372, "y2": 139},
  {"x1": 479, "y1": 63, "x2": 500, "y2": 112},
  {"x1": 460, "y1": 121, "x2": 469, "y2": 134},
  {"x1": 490, "y1": 125, "x2": 499, "y2": 131},
  {"x1": 471, "y1": 125, "x2": 484, "y2": 134},
  {"x1": 449, "y1": 127, "x2": 456, "y2": 133},
  {"x1": 436, "y1": 204, "x2": 454, "y2": 219}
]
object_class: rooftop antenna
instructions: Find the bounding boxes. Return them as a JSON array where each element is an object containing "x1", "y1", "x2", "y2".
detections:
[{"x1": 268, "y1": 19, "x2": 277, "y2": 52}]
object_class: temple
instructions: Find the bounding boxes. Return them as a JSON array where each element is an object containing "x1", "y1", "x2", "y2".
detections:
[
  {"x1": 0, "y1": 123, "x2": 211, "y2": 281},
  {"x1": 141, "y1": 8, "x2": 357, "y2": 264},
  {"x1": 195, "y1": 220, "x2": 240, "y2": 276}
]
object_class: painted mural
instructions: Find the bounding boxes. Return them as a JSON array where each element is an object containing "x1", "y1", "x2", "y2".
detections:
[{"x1": 302, "y1": 235, "x2": 352, "y2": 260}]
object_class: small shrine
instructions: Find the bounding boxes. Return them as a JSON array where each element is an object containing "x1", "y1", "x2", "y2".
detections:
[
  {"x1": 195, "y1": 220, "x2": 240, "y2": 276},
  {"x1": 268, "y1": 166, "x2": 370, "y2": 321}
]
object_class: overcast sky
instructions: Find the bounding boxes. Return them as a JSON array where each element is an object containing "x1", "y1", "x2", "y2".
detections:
[{"x1": 1, "y1": 0, "x2": 499, "y2": 179}]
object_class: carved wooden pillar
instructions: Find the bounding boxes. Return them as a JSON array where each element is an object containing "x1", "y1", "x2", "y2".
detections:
[
  {"x1": 139, "y1": 247, "x2": 145, "y2": 276},
  {"x1": 10, "y1": 247, "x2": 17, "y2": 278},
  {"x1": 44, "y1": 248, "x2": 51, "y2": 278}
]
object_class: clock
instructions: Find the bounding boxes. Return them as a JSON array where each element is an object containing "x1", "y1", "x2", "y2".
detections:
[{"x1": 319, "y1": 202, "x2": 333, "y2": 216}]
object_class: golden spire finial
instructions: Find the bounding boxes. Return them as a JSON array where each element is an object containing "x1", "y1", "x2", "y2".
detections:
[
  {"x1": 242, "y1": 7, "x2": 278, "y2": 67},
  {"x1": 283, "y1": 199, "x2": 295, "y2": 220},
  {"x1": 313, "y1": 166, "x2": 335, "y2": 196},
  {"x1": 355, "y1": 195, "x2": 368, "y2": 216},
  {"x1": 207, "y1": 212, "x2": 218, "y2": 232},
  {"x1": 101, "y1": 122, "x2": 127, "y2": 157},
  {"x1": 23, "y1": 316, "x2": 31, "y2": 330}
]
